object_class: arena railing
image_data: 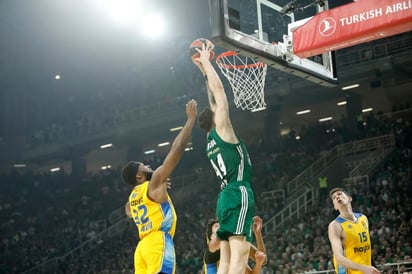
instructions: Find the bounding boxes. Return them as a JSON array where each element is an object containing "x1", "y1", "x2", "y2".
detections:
[
  {"x1": 21, "y1": 218, "x2": 130, "y2": 274},
  {"x1": 285, "y1": 134, "x2": 394, "y2": 199},
  {"x1": 262, "y1": 187, "x2": 316, "y2": 236},
  {"x1": 261, "y1": 134, "x2": 394, "y2": 236}
]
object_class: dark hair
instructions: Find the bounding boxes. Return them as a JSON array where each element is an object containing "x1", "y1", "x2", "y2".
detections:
[
  {"x1": 329, "y1": 187, "x2": 348, "y2": 198},
  {"x1": 205, "y1": 218, "x2": 219, "y2": 242},
  {"x1": 198, "y1": 107, "x2": 214, "y2": 132},
  {"x1": 121, "y1": 161, "x2": 141, "y2": 186}
]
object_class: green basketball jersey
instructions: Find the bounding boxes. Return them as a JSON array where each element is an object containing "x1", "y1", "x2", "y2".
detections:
[{"x1": 206, "y1": 128, "x2": 252, "y2": 189}]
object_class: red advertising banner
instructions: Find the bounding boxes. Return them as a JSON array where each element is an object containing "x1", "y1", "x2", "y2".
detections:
[{"x1": 292, "y1": 0, "x2": 412, "y2": 58}]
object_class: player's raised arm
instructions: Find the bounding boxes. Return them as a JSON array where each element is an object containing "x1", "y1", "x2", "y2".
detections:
[
  {"x1": 148, "y1": 99, "x2": 198, "y2": 202},
  {"x1": 194, "y1": 42, "x2": 237, "y2": 143},
  {"x1": 251, "y1": 216, "x2": 267, "y2": 265}
]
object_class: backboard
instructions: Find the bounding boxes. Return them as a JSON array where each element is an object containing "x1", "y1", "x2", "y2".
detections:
[{"x1": 209, "y1": 0, "x2": 338, "y2": 87}]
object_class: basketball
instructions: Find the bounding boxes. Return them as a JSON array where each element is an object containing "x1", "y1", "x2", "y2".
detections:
[{"x1": 189, "y1": 38, "x2": 215, "y2": 62}]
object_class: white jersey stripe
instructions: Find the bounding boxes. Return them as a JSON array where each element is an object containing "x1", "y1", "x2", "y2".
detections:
[
  {"x1": 236, "y1": 145, "x2": 244, "y2": 181},
  {"x1": 236, "y1": 185, "x2": 248, "y2": 234}
]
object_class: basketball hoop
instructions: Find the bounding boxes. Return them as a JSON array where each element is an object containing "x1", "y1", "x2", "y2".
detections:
[{"x1": 215, "y1": 51, "x2": 267, "y2": 111}]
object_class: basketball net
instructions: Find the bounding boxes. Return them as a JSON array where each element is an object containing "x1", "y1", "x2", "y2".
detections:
[{"x1": 215, "y1": 51, "x2": 267, "y2": 111}]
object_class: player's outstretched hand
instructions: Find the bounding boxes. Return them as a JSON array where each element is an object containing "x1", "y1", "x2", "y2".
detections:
[
  {"x1": 254, "y1": 251, "x2": 266, "y2": 266},
  {"x1": 194, "y1": 40, "x2": 215, "y2": 66},
  {"x1": 186, "y1": 99, "x2": 198, "y2": 120},
  {"x1": 253, "y1": 216, "x2": 263, "y2": 234}
]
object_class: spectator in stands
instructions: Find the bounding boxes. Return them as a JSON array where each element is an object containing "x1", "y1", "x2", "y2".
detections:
[{"x1": 318, "y1": 175, "x2": 328, "y2": 206}]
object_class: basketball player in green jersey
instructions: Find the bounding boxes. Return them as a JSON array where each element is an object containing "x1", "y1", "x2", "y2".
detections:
[
  {"x1": 194, "y1": 41, "x2": 255, "y2": 274},
  {"x1": 121, "y1": 99, "x2": 198, "y2": 274},
  {"x1": 328, "y1": 188, "x2": 380, "y2": 274}
]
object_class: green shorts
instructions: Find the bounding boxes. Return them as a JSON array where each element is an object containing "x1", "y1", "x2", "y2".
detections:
[{"x1": 216, "y1": 181, "x2": 255, "y2": 242}]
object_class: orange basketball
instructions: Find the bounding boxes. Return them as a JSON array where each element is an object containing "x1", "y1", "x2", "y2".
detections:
[{"x1": 189, "y1": 38, "x2": 215, "y2": 62}]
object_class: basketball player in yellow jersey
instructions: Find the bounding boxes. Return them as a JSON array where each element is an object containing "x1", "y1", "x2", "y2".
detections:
[
  {"x1": 328, "y1": 188, "x2": 380, "y2": 274},
  {"x1": 121, "y1": 99, "x2": 198, "y2": 274}
]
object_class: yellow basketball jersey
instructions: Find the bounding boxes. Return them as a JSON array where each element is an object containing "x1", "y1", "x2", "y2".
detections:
[
  {"x1": 333, "y1": 213, "x2": 372, "y2": 274},
  {"x1": 129, "y1": 181, "x2": 177, "y2": 240}
]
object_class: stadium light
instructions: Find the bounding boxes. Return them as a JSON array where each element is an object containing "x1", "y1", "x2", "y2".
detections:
[
  {"x1": 50, "y1": 167, "x2": 61, "y2": 173},
  {"x1": 341, "y1": 84, "x2": 359, "y2": 90},
  {"x1": 144, "y1": 149, "x2": 155, "y2": 155},
  {"x1": 101, "y1": 0, "x2": 142, "y2": 24},
  {"x1": 170, "y1": 126, "x2": 183, "y2": 132},
  {"x1": 141, "y1": 13, "x2": 166, "y2": 38},
  {"x1": 251, "y1": 106, "x2": 266, "y2": 112},
  {"x1": 100, "y1": 143, "x2": 113, "y2": 149},
  {"x1": 158, "y1": 142, "x2": 170, "y2": 147},
  {"x1": 362, "y1": 107, "x2": 373, "y2": 113},
  {"x1": 318, "y1": 117, "x2": 333, "y2": 122},
  {"x1": 296, "y1": 109, "x2": 311, "y2": 115},
  {"x1": 337, "y1": 101, "x2": 347, "y2": 106}
]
